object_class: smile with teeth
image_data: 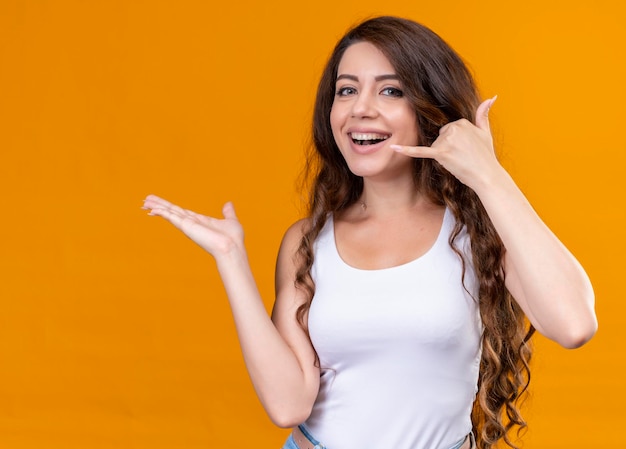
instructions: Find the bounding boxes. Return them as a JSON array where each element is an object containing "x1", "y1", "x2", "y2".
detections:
[{"x1": 350, "y1": 132, "x2": 391, "y2": 146}]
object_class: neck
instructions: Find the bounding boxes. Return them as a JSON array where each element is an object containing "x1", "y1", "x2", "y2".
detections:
[{"x1": 359, "y1": 176, "x2": 424, "y2": 216}]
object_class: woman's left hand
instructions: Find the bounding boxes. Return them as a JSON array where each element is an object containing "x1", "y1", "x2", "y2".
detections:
[
  {"x1": 391, "y1": 96, "x2": 500, "y2": 192},
  {"x1": 393, "y1": 96, "x2": 597, "y2": 348}
]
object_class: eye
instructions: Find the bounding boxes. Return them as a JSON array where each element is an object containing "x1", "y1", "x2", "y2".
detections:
[
  {"x1": 336, "y1": 86, "x2": 357, "y2": 97},
  {"x1": 381, "y1": 87, "x2": 403, "y2": 97}
]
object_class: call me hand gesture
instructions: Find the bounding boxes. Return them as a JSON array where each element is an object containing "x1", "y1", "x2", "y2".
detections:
[{"x1": 391, "y1": 96, "x2": 499, "y2": 192}]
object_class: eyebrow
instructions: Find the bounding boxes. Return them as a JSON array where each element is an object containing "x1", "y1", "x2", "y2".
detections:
[{"x1": 336, "y1": 74, "x2": 400, "y2": 82}]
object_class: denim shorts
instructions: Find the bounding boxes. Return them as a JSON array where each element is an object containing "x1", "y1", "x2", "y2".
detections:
[
  {"x1": 281, "y1": 425, "x2": 474, "y2": 449},
  {"x1": 281, "y1": 425, "x2": 325, "y2": 449}
]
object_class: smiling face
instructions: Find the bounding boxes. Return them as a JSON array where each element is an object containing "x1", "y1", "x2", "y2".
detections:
[{"x1": 330, "y1": 41, "x2": 419, "y2": 180}]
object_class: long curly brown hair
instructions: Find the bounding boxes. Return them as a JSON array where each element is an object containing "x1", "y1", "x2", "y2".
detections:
[{"x1": 294, "y1": 16, "x2": 535, "y2": 449}]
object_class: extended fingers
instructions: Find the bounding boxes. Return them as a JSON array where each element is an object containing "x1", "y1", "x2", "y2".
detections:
[
  {"x1": 144, "y1": 194, "x2": 226, "y2": 227},
  {"x1": 143, "y1": 194, "x2": 196, "y2": 225},
  {"x1": 146, "y1": 196, "x2": 199, "y2": 221},
  {"x1": 391, "y1": 144, "x2": 437, "y2": 159},
  {"x1": 143, "y1": 194, "x2": 185, "y2": 214},
  {"x1": 146, "y1": 205, "x2": 179, "y2": 222},
  {"x1": 143, "y1": 195, "x2": 238, "y2": 227}
]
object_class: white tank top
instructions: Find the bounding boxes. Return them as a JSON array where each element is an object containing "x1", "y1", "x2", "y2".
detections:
[{"x1": 304, "y1": 208, "x2": 482, "y2": 449}]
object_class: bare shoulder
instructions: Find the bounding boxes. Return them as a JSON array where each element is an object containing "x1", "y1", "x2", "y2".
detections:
[
  {"x1": 275, "y1": 218, "x2": 311, "y2": 286},
  {"x1": 279, "y1": 218, "x2": 310, "y2": 255}
]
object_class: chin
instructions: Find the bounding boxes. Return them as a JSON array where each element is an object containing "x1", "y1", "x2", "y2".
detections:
[
  {"x1": 344, "y1": 162, "x2": 384, "y2": 178},
  {"x1": 344, "y1": 157, "x2": 413, "y2": 180}
]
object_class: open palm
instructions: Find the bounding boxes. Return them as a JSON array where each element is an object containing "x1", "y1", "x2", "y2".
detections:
[{"x1": 143, "y1": 194, "x2": 244, "y2": 257}]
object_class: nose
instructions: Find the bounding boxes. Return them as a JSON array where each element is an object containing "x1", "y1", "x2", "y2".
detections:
[{"x1": 350, "y1": 91, "x2": 378, "y2": 118}]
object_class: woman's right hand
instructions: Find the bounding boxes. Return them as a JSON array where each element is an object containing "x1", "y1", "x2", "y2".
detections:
[{"x1": 143, "y1": 194, "x2": 244, "y2": 258}]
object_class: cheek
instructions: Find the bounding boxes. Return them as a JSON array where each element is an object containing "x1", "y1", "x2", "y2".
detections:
[
  {"x1": 330, "y1": 104, "x2": 340, "y2": 127},
  {"x1": 329, "y1": 106, "x2": 343, "y2": 142},
  {"x1": 397, "y1": 109, "x2": 419, "y2": 145},
  {"x1": 409, "y1": 124, "x2": 420, "y2": 146}
]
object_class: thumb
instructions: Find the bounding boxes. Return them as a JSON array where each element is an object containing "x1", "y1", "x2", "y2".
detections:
[
  {"x1": 222, "y1": 201, "x2": 238, "y2": 220},
  {"x1": 475, "y1": 95, "x2": 497, "y2": 132}
]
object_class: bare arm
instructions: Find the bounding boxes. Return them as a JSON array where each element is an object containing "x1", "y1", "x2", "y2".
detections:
[
  {"x1": 143, "y1": 195, "x2": 319, "y2": 426},
  {"x1": 470, "y1": 168, "x2": 596, "y2": 348},
  {"x1": 391, "y1": 98, "x2": 597, "y2": 348}
]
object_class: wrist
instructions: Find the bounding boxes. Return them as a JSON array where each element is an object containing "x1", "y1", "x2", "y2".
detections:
[
  {"x1": 214, "y1": 242, "x2": 249, "y2": 270},
  {"x1": 472, "y1": 165, "x2": 515, "y2": 198}
]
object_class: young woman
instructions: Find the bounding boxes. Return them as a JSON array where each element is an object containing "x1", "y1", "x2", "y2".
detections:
[{"x1": 143, "y1": 16, "x2": 597, "y2": 449}]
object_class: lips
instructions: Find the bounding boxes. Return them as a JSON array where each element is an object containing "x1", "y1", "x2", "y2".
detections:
[{"x1": 349, "y1": 131, "x2": 391, "y2": 146}]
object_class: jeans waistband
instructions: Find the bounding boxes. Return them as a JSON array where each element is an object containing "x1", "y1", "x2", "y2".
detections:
[
  {"x1": 293, "y1": 426, "x2": 474, "y2": 449},
  {"x1": 298, "y1": 425, "x2": 325, "y2": 449}
]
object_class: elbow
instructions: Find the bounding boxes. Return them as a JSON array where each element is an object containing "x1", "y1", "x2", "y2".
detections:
[
  {"x1": 552, "y1": 288, "x2": 597, "y2": 349},
  {"x1": 266, "y1": 403, "x2": 313, "y2": 429},
  {"x1": 557, "y1": 316, "x2": 598, "y2": 349},
  {"x1": 269, "y1": 410, "x2": 311, "y2": 429},
  {"x1": 258, "y1": 374, "x2": 319, "y2": 429}
]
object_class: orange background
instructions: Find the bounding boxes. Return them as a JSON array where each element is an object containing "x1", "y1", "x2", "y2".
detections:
[{"x1": 0, "y1": 0, "x2": 624, "y2": 448}]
